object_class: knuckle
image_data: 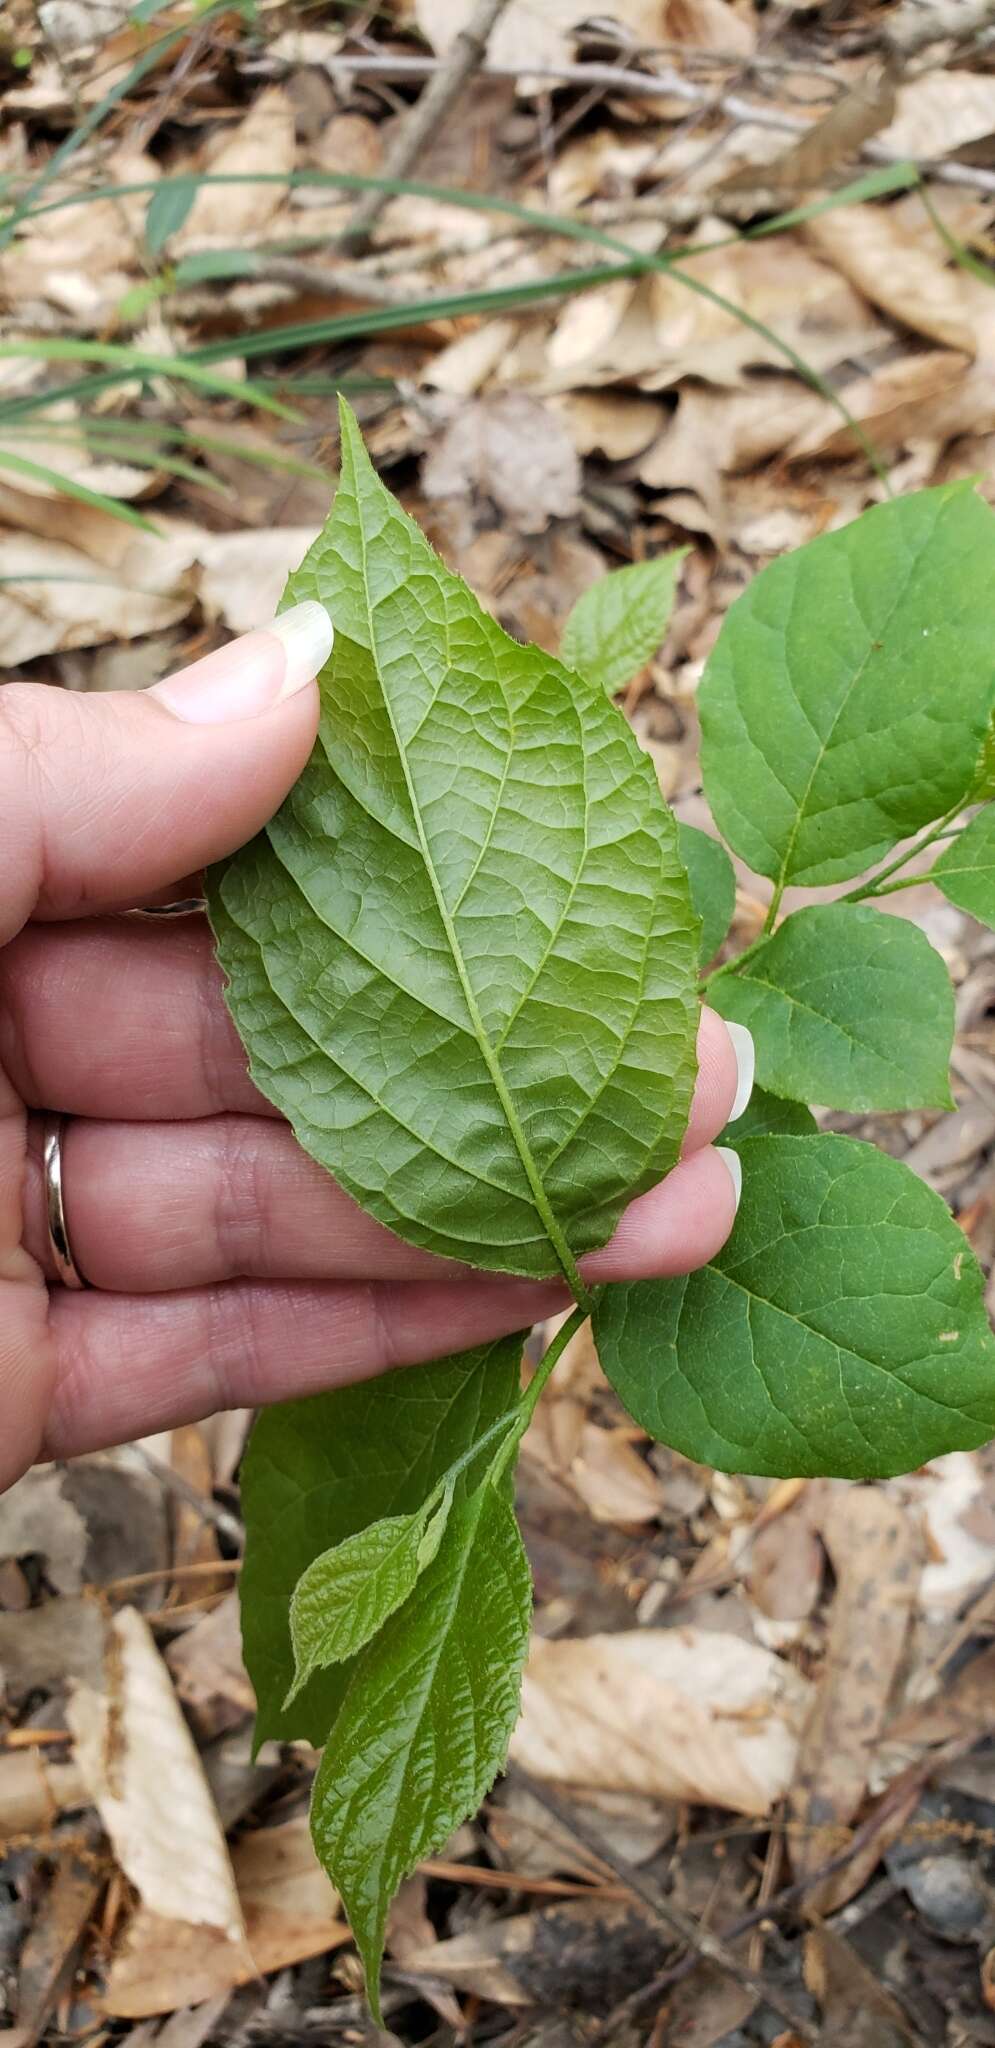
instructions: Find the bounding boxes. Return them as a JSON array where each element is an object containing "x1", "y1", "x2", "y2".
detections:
[{"x1": 213, "y1": 1120, "x2": 267, "y2": 1278}]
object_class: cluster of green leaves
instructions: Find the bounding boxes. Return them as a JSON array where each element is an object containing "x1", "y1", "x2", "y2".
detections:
[{"x1": 209, "y1": 410, "x2": 995, "y2": 2011}]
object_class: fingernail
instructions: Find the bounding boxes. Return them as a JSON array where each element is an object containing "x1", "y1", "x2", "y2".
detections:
[
  {"x1": 717, "y1": 1146, "x2": 743, "y2": 1211},
  {"x1": 726, "y1": 1022, "x2": 755, "y2": 1122},
  {"x1": 150, "y1": 602, "x2": 333, "y2": 724}
]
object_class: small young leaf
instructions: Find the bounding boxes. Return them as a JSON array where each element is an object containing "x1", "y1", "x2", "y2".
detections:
[
  {"x1": 932, "y1": 808, "x2": 995, "y2": 928},
  {"x1": 593, "y1": 1133, "x2": 995, "y2": 1479},
  {"x1": 310, "y1": 1480, "x2": 531, "y2": 2018},
  {"x1": 560, "y1": 550, "x2": 687, "y2": 697},
  {"x1": 699, "y1": 484, "x2": 995, "y2": 890},
  {"x1": 285, "y1": 1489, "x2": 453, "y2": 1707},
  {"x1": 145, "y1": 175, "x2": 197, "y2": 256},
  {"x1": 709, "y1": 904, "x2": 954, "y2": 1112},
  {"x1": 677, "y1": 822, "x2": 735, "y2": 966},
  {"x1": 210, "y1": 402, "x2": 698, "y2": 1283},
  {"x1": 239, "y1": 1333, "x2": 524, "y2": 1747},
  {"x1": 724, "y1": 1086, "x2": 817, "y2": 1142}
]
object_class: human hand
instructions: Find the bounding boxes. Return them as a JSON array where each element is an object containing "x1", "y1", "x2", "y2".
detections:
[{"x1": 0, "y1": 609, "x2": 751, "y2": 1494}]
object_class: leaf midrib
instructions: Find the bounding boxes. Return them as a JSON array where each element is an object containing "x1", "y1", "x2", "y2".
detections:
[{"x1": 351, "y1": 475, "x2": 588, "y2": 1301}]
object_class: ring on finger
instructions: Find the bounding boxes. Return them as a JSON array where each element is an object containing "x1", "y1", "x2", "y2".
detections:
[{"x1": 42, "y1": 1113, "x2": 88, "y2": 1291}]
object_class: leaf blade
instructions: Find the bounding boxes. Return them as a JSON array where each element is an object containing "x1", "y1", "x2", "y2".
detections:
[
  {"x1": 709, "y1": 903, "x2": 954, "y2": 1112},
  {"x1": 678, "y1": 822, "x2": 735, "y2": 966},
  {"x1": 239, "y1": 1334, "x2": 524, "y2": 1747},
  {"x1": 310, "y1": 1482, "x2": 531, "y2": 2018},
  {"x1": 286, "y1": 1492, "x2": 452, "y2": 1705},
  {"x1": 560, "y1": 550, "x2": 686, "y2": 697},
  {"x1": 699, "y1": 485, "x2": 995, "y2": 889},
  {"x1": 932, "y1": 807, "x2": 995, "y2": 928},
  {"x1": 210, "y1": 401, "x2": 698, "y2": 1280},
  {"x1": 594, "y1": 1133, "x2": 995, "y2": 1479}
]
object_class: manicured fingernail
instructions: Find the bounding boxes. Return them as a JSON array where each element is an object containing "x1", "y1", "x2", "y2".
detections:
[
  {"x1": 726, "y1": 1022, "x2": 755, "y2": 1122},
  {"x1": 149, "y1": 602, "x2": 333, "y2": 723},
  {"x1": 717, "y1": 1146, "x2": 742, "y2": 1211}
]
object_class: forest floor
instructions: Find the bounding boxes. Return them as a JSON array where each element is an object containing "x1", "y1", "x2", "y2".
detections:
[{"x1": 6, "y1": 0, "x2": 995, "y2": 2042}]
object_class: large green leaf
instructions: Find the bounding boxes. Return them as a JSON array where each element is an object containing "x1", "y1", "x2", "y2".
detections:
[
  {"x1": 594, "y1": 1133, "x2": 995, "y2": 1479},
  {"x1": 932, "y1": 807, "x2": 995, "y2": 928},
  {"x1": 560, "y1": 550, "x2": 687, "y2": 697},
  {"x1": 239, "y1": 1334, "x2": 524, "y2": 1747},
  {"x1": 210, "y1": 401, "x2": 698, "y2": 1284},
  {"x1": 311, "y1": 1480, "x2": 531, "y2": 2017},
  {"x1": 709, "y1": 904, "x2": 954, "y2": 1112},
  {"x1": 699, "y1": 485, "x2": 995, "y2": 890},
  {"x1": 678, "y1": 822, "x2": 735, "y2": 966},
  {"x1": 286, "y1": 1491, "x2": 453, "y2": 1706},
  {"x1": 724, "y1": 1085, "x2": 817, "y2": 1142}
]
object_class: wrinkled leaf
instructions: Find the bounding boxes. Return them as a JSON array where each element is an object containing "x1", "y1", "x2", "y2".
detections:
[
  {"x1": 239, "y1": 1334, "x2": 524, "y2": 1747},
  {"x1": 560, "y1": 550, "x2": 687, "y2": 697},
  {"x1": 725, "y1": 1085, "x2": 817, "y2": 1142},
  {"x1": 286, "y1": 1490, "x2": 453, "y2": 1707},
  {"x1": 311, "y1": 1481, "x2": 531, "y2": 2018},
  {"x1": 210, "y1": 401, "x2": 698, "y2": 1284},
  {"x1": 699, "y1": 484, "x2": 995, "y2": 889},
  {"x1": 678, "y1": 822, "x2": 735, "y2": 965},
  {"x1": 594, "y1": 1133, "x2": 995, "y2": 1479},
  {"x1": 932, "y1": 807, "x2": 995, "y2": 928},
  {"x1": 709, "y1": 904, "x2": 954, "y2": 1111}
]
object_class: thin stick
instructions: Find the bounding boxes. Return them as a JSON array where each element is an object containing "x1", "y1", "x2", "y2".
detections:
[
  {"x1": 340, "y1": 0, "x2": 514, "y2": 253},
  {"x1": 99, "y1": 1557, "x2": 243, "y2": 1598},
  {"x1": 515, "y1": 1775, "x2": 820, "y2": 2044}
]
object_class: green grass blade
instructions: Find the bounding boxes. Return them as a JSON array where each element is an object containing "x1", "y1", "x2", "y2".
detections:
[{"x1": 0, "y1": 449, "x2": 160, "y2": 530}]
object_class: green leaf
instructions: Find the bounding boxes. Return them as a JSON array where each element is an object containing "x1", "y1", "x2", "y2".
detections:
[
  {"x1": 593, "y1": 1133, "x2": 995, "y2": 1480},
  {"x1": 174, "y1": 247, "x2": 260, "y2": 285},
  {"x1": 709, "y1": 904, "x2": 954, "y2": 1112},
  {"x1": 724, "y1": 1085, "x2": 817, "y2": 1142},
  {"x1": 678, "y1": 822, "x2": 735, "y2": 966},
  {"x1": 209, "y1": 400, "x2": 698, "y2": 1284},
  {"x1": 145, "y1": 174, "x2": 197, "y2": 255},
  {"x1": 932, "y1": 808, "x2": 995, "y2": 928},
  {"x1": 560, "y1": 550, "x2": 687, "y2": 697},
  {"x1": 310, "y1": 1479, "x2": 531, "y2": 2019},
  {"x1": 239, "y1": 1333, "x2": 524, "y2": 1747},
  {"x1": 285, "y1": 1489, "x2": 453, "y2": 1707},
  {"x1": 699, "y1": 484, "x2": 995, "y2": 890}
]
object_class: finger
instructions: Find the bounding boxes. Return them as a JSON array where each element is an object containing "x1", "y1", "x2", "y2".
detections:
[
  {"x1": 0, "y1": 604, "x2": 331, "y2": 941},
  {"x1": 43, "y1": 1273, "x2": 568, "y2": 1459},
  {"x1": 24, "y1": 1112, "x2": 740, "y2": 1292},
  {"x1": 1, "y1": 911, "x2": 748, "y2": 1143}
]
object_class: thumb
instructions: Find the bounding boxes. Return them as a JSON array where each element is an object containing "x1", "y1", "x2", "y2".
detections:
[{"x1": 0, "y1": 601, "x2": 332, "y2": 939}]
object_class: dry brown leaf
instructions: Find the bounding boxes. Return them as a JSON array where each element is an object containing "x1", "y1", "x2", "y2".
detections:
[
  {"x1": 422, "y1": 318, "x2": 520, "y2": 397},
  {"x1": 13, "y1": 1824, "x2": 105, "y2": 2045},
  {"x1": 0, "y1": 145, "x2": 155, "y2": 318},
  {"x1": 787, "y1": 349, "x2": 986, "y2": 462},
  {"x1": 194, "y1": 526, "x2": 318, "y2": 632},
  {"x1": 525, "y1": 1401, "x2": 663, "y2": 1524},
  {"x1": 311, "y1": 112, "x2": 383, "y2": 178},
  {"x1": 176, "y1": 87, "x2": 296, "y2": 250},
  {"x1": 788, "y1": 1486, "x2": 921, "y2": 1914},
  {"x1": 103, "y1": 1816, "x2": 348, "y2": 2019},
  {"x1": 164, "y1": 1589, "x2": 255, "y2": 1741},
  {"x1": 879, "y1": 70, "x2": 995, "y2": 159},
  {"x1": 723, "y1": 63, "x2": 897, "y2": 195},
  {"x1": 0, "y1": 1596, "x2": 107, "y2": 1706},
  {"x1": 489, "y1": 1780, "x2": 673, "y2": 1878},
  {"x1": 0, "y1": 530, "x2": 193, "y2": 665},
  {"x1": 553, "y1": 390, "x2": 666, "y2": 460},
  {"x1": 68, "y1": 1606, "x2": 245, "y2": 1942},
  {"x1": 423, "y1": 392, "x2": 581, "y2": 532},
  {"x1": 804, "y1": 1924, "x2": 923, "y2": 2046},
  {"x1": 805, "y1": 206, "x2": 976, "y2": 354},
  {"x1": 510, "y1": 1629, "x2": 810, "y2": 1812},
  {"x1": 0, "y1": 1467, "x2": 88, "y2": 1596},
  {"x1": 0, "y1": 1750, "x2": 85, "y2": 1837},
  {"x1": 414, "y1": 0, "x2": 679, "y2": 72},
  {"x1": 402, "y1": 1897, "x2": 670, "y2": 2010}
]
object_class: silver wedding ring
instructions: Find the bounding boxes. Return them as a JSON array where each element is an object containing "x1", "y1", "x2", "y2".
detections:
[{"x1": 42, "y1": 1114, "x2": 87, "y2": 1290}]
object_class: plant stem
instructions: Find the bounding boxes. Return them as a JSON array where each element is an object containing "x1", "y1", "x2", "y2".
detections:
[
  {"x1": 839, "y1": 799, "x2": 967, "y2": 902},
  {"x1": 487, "y1": 1303, "x2": 593, "y2": 1488}
]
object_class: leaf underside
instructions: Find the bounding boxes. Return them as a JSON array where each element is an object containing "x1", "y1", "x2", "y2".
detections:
[
  {"x1": 594, "y1": 1133, "x2": 995, "y2": 1480},
  {"x1": 209, "y1": 400, "x2": 699, "y2": 1283}
]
